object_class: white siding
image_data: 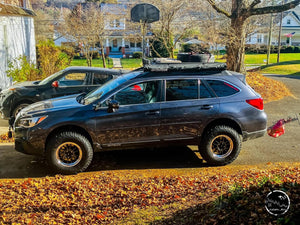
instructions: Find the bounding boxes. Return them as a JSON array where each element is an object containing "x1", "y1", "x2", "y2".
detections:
[
  {"x1": 282, "y1": 14, "x2": 299, "y2": 27},
  {"x1": 0, "y1": 16, "x2": 36, "y2": 89}
]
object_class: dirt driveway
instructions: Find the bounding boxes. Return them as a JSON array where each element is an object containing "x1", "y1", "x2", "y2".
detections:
[{"x1": 0, "y1": 74, "x2": 299, "y2": 179}]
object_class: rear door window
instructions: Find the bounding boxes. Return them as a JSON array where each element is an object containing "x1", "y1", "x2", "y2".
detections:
[
  {"x1": 200, "y1": 81, "x2": 213, "y2": 99},
  {"x1": 93, "y1": 74, "x2": 113, "y2": 85},
  {"x1": 206, "y1": 80, "x2": 239, "y2": 97},
  {"x1": 166, "y1": 79, "x2": 198, "y2": 101}
]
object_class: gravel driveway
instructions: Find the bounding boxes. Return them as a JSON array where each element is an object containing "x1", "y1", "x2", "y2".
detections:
[{"x1": 0, "y1": 74, "x2": 299, "y2": 178}]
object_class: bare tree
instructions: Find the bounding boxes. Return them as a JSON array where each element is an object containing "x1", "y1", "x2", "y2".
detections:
[
  {"x1": 58, "y1": 3, "x2": 115, "y2": 67},
  {"x1": 146, "y1": 0, "x2": 202, "y2": 58},
  {"x1": 206, "y1": 0, "x2": 300, "y2": 72}
]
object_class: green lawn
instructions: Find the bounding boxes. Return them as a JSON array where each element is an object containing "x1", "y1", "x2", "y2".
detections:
[
  {"x1": 120, "y1": 58, "x2": 143, "y2": 69},
  {"x1": 70, "y1": 58, "x2": 114, "y2": 68},
  {"x1": 246, "y1": 53, "x2": 300, "y2": 75},
  {"x1": 215, "y1": 53, "x2": 300, "y2": 75},
  {"x1": 244, "y1": 53, "x2": 300, "y2": 64},
  {"x1": 70, "y1": 53, "x2": 300, "y2": 75}
]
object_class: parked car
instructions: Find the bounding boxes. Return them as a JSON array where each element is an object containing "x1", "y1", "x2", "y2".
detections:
[
  {"x1": 0, "y1": 66, "x2": 128, "y2": 120},
  {"x1": 13, "y1": 62, "x2": 267, "y2": 174}
]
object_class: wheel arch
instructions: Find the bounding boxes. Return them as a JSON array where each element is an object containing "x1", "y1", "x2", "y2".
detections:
[
  {"x1": 201, "y1": 118, "x2": 242, "y2": 142},
  {"x1": 11, "y1": 99, "x2": 35, "y2": 116},
  {"x1": 45, "y1": 125, "x2": 94, "y2": 151}
]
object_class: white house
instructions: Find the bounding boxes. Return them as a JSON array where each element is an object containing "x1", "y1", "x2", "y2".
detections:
[
  {"x1": 281, "y1": 10, "x2": 300, "y2": 45},
  {"x1": 247, "y1": 6, "x2": 300, "y2": 46},
  {"x1": 0, "y1": 0, "x2": 36, "y2": 90},
  {"x1": 55, "y1": 1, "x2": 146, "y2": 58}
]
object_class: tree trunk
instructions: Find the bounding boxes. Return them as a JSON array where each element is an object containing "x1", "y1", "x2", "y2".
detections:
[
  {"x1": 100, "y1": 44, "x2": 106, "y2": 68},
  {"x1": 226, "y1": 16, "x2": 246, "y2": 73}
]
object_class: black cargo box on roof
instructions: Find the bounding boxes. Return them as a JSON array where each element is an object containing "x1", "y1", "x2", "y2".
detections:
[{"x1": 143, "y1": 59, "x2": 227, "y2": 72}]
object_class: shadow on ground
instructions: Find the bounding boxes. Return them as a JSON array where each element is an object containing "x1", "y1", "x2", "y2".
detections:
[
  {"x1": 88, "y1": 146, "x2": 205, "y2": 172},
  {"x1": 0, "y1": 145, "x2": 205, "y2": 179},
  {"x1": 150, "y1": 182, "x2": 300, "y2": 225}
]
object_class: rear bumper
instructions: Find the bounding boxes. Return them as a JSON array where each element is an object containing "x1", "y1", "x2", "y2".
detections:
[{"x1": 242, "y1": 128, "x2": 266, "y2": 141}]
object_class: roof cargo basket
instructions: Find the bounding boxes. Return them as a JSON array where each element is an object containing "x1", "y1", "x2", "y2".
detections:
[{"x1": 142, "y1": 58, "x2": 226, "y2": 72}]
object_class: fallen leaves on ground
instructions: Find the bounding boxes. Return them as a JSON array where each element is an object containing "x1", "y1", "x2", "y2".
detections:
[
  {"x1": 0, "y1": 133, "x2": 14, "y2": 143},
  {"x1": 246, "y1": 72, "x2": 293, "y2": 103},
  {"x1": 0, "y1": 163, "x2": 299, "y2": 224}
]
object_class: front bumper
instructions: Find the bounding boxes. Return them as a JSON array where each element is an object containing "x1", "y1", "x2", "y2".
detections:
[
  {"x1": 0, "y1": 107, "x2": 10, "y2": 120},
  {"x1": 14, "y1": 127, "x2": 46, "y2": 156},
  {"x1": 15, "y1": 138, "x2": 44, "y2": 155}
]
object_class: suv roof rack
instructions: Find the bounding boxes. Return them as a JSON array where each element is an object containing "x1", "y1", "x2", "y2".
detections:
[{"x1": 142, "y1": 58, "x2": 226, "y2": 72}]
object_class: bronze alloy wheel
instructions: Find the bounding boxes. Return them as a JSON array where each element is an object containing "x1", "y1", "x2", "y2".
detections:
[
  {"x1": 210, "y1": 134, "x2": 234, "y2": 159},
  {"x1": 55, "y1": 142, "x2": 83, "y2": 167}
]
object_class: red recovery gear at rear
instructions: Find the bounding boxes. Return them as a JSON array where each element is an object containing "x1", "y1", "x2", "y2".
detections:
[{"x1": 267, "y1": 119, "x2": 285, "y2": 138}]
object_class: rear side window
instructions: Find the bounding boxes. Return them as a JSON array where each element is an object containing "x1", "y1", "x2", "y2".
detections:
[
  {"x1": 200, "y1": 82, "x2": 213, "y2": 99},
  {"x1": 166, "y1": 80, "x2": 198, "y2": 101},
  {"x1": 206, "y1": 80, "x2": 239, "y2": 97},
  {"x1": 93, "y1": 74, "x2": 113, "y2": 85}
]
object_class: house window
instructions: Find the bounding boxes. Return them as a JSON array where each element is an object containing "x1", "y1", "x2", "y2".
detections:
[
  {"x1": 108, "y1": 19, "x2": 123, "y2": 29},
  {"x1": 257, "y1": 34, "x2": 262, "y2": 43},
  {"x1": 130, "y1": 41, "x2": 135, "y2": 48},
  {"x1": 248, "y1": 36, "x2": 252, "y2": 43},
  {"x1": 115, "y1": 19, "x2": 120, "y2": 28},
  {"x1": 287, "y1": 19, "x2": 291, "y2": 25}
]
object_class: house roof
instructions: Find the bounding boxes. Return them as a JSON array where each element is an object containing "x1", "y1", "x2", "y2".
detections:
[
  {"x1": 291, "y1": 11, "x2": 300, "y2": 22},
  {"x1": 0, "y1": 3, "x2": 35, "y2": 17}
]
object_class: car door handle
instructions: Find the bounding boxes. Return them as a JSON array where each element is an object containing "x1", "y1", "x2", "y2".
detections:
[
  {"x1": 200, "y1": 105, "x2": 213, "y2": 110},
  {"x1": 145, "y1": 111, "x2": 160, "y2": 116}
]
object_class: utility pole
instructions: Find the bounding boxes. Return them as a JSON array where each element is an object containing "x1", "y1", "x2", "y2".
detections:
[
  {"x1": 277, "y1": 1, "x2": 284, "y2": 63},
  {"x1": 267, "y1": 0, "x2": 275, "y2": 65}
]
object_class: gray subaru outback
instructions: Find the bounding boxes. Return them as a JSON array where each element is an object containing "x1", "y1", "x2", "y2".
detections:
[{"x1": 13, "y1": 62, "x2": 267, "y2": 174}]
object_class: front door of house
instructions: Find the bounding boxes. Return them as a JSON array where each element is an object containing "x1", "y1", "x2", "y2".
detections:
[{"x1": 112, "y1": 39, "x2": 118, "y2": 52}]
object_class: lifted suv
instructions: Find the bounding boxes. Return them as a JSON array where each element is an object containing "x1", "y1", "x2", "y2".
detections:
[{"x1": 13, "y1": 62, "x2": 267, "y2": 174}]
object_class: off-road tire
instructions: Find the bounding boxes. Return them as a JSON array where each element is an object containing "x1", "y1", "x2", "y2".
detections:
[
  {"x1": 46, "y1": 132, "x2": 93, "y2": 174},
  {"x1": 199, "y1": 125, "x2": 241, "y2": 166}
]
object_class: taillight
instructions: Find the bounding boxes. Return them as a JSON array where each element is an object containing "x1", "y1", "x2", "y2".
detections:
[{"x1": 246, "y1": 98, "x2": 264, "y2": 110}]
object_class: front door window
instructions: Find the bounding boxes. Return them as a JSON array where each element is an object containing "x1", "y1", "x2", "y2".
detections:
[{"x1": 114, "y1": 80, "x2": 160, "y2": 105}]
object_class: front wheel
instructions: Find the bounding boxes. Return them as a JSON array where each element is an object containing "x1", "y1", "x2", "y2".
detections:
[
  {"x1": 12, "y1": 103, "x2": 30, "y2": 118},
  {"x1": 199, "y1": 125, "x2": 241, "y2": 166},
  {"x1": 46, "y1": 132, "x2": 93, "y2": 174}
]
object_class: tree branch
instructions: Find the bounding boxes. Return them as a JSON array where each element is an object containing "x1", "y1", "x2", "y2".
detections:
[
  {"x1": 249, "y1": 0, "x2": 261, "y2": 9},
  {"x1": 206, "y1": 0, "x2": 231, "y2": 18},
  {"x1": 250, "y1": 0, "x2": 300, "y2": 16}
]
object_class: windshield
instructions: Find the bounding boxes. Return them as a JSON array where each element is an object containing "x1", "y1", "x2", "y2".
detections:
[
  {"x1": 83, "y1": 72, "x2": 140, "y2": 105},
  {"x1": 38, "y1": 69, "x2": 65, "y2": 85}
]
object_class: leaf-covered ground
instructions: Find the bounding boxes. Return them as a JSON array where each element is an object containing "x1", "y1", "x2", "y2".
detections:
[
  {"x1": 246, "y1": 72, "x2": 293, "y2": 103},
  {"x1": 0, "y1": 133, "x2": 14, "y2": 143},
  {"x1": 0, "y1": 163, "x2": 299, "y2": 224}
]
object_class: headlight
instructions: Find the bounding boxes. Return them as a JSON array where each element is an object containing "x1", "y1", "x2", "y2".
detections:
[{"x1": 17, "y1": 116, "x2": 47, "y2": 128}]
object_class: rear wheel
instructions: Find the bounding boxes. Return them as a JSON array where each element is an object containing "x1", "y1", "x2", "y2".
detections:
[
  {"x1": 46, "y1": 132, "x2": 93, "y2": 174},
  {"x1": 199, "y1": 125, "x2": 241, "y2": 166}
]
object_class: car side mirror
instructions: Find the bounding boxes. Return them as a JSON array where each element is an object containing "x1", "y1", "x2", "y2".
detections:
[
  {"x1": 107, "y1": 100, "x2": 119, "y2": 113},
  {"x1": 52, "y1": 81, "x2": 59, "y2": 88}
]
